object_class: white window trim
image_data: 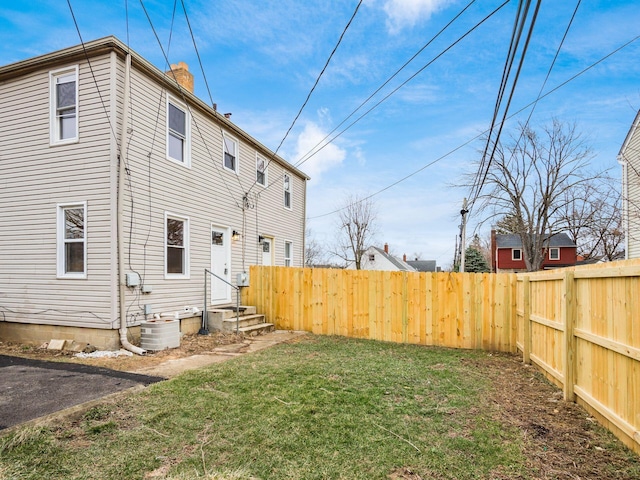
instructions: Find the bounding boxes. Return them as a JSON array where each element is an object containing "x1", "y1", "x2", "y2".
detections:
[
  {"x1": 549, "y1": 247, "x2": 560, "y2": 260},
  {"x1": 222, "y1": 132, "x2": 239, "y2": 174},
  {"x1": 283, "y1": 173, "x2": 292, "y2": 210},
  {"x1": 164, "y1": 212, "x2": 190, "y2": 279},
  {"x1": 166, "y1": 96, "x2": 191, "y2": 167},
  {"x1": 284, "y1": 241, "x2": 293, "y2": 267},
  {"x1": 57, "y1": 201, "x2": 87, "y2": 279},
  {"x1": 50, "y1": 65, "x2": 79, "y2": 146},
  {"x1": 256, "y1": 154, "x2": 267, "y2": 187},
  {"x1": 511, "y1": 248, "x2": 522, "y2": 261}
]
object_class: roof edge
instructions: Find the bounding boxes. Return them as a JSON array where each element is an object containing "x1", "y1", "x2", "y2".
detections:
[{"x1": 0, "y1": 36, "x2": 310, "y2": 181}]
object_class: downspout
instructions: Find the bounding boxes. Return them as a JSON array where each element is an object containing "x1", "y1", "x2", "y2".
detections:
[
  {"x1": 617, "y1": 153, "x2": 629, "y2": 260},
  {"x1": 118, "y1": 53, "x2": 146, "y2": 355}
]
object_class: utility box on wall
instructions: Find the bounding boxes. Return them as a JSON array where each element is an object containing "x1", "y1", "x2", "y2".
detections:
[{"x1": 237, "y1": 271, "x2": 250, "y2": 287}]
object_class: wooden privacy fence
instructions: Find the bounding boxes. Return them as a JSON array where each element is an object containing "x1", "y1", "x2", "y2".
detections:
[
  {"x1": 516, "y1": 259, "x2": 640, "y2": 455},
  {"x1": 242, "y1": 266, "x2": 517, "y2": 352}
]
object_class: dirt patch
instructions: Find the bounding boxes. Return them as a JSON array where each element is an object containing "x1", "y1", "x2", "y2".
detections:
[
  {"x1": 0, "y1": 338, "x2": 638, "y2": 478},
  {"x1": 0, "y1": 332, "x2": 247, "y2": 372},
  {"x1": 474, "y1": 352, "x2": 640, "y2": 479}
]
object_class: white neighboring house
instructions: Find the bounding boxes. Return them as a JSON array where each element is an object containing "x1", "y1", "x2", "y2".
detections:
[
  {"x1": 347, "y1": 244, "x2": 417, "y2": 271},
  {"x1": 0, "y1": 37, "x2": 308, "y2": 349},
  {"x1": 619, "y1": 109, "x2": 640, "y2": 259}
]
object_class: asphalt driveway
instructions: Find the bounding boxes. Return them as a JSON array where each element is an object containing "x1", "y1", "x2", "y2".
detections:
[{"x1": 0, "y1": 355, "x2": 163, "y2": 430}]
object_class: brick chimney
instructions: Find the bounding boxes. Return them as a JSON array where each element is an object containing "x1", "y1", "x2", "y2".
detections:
[
  {"x1": 384, "y1": 243, "x2": 389, "y2": 253},
  {"x1": 403, "y1": 253, "x2": 407, "y2": 262},
  {"x1": 165, "y1": 62, "x2": 194, "y2": 93}
]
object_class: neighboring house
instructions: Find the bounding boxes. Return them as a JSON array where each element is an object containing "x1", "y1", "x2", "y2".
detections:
[
  {"x1": 618, "y1": 109, "x2": 640, "y2": 259},
  {"x1": 0, "y1": 37, "x2": 308, "y2": 349},
  {"x1": 405, "y1": 259, "x2": 439, "y2": 272},
  {"x1": 490, "y1": 230, "x2": 577, "y2": 273},
  {"x1": 347, "y1": 244, "x2": 416, "y2": 271}
]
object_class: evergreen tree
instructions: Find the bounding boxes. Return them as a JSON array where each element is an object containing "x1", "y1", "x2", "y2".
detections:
[{"x1": 464, "y1": 247, "x2": 491, "y2": 273}]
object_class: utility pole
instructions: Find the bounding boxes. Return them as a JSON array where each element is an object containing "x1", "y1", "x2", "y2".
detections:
[{"x1": 459, "y1": 198, "x2": 469, "y2": 273}]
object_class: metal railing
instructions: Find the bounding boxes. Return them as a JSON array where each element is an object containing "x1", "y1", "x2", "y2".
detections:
[{"x1": 203, "y1": 268, "x2": 239, "y2": 334}]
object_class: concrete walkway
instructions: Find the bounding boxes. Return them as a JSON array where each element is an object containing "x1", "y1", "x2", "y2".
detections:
[{"x1": 131, "y1": 330, "x2": 307, "y2": 378}]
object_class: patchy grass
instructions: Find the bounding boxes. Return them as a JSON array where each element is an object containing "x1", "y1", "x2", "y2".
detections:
[{"x1": 0, "y1": 335, "x2": 638, "y2": 479}]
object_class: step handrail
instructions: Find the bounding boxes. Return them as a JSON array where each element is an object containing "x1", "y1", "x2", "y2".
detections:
[{"x1": 203, "y1": 268, "x2": 239, "y2": 334}]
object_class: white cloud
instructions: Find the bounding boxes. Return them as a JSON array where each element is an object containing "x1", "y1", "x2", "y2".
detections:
[
  {"x1": 382, "y1": 0, "x2": 454, "y2": 34},
  {"x1": 292, "y1": 120, "x2": 347, "y2": 181}
]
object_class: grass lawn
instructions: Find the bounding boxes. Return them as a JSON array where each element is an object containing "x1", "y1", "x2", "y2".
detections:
[{"x1": 0, "y1": 335, "x2": 637, "y2": 479}]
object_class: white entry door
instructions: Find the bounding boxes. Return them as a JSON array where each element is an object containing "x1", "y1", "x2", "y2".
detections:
[
  {"x1": 211, "y1": 226, "x2": 231, "y2": 304},
  {"x1": 262, "y1": 237, "x2": 273, "y2": 266}
]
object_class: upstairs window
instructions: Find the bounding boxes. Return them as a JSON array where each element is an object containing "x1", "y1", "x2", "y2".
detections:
[
  {"x1": 549, "y1": 247, "x2": 560, "y2": 260},
  {"x1": 57, "y1": 202, "x2": 86, "y2": 278},
  {"x1": 256, "y1": 155, "x2": 267, "y2": 186},
  {"x1": 512, "y1": 248, "x2": 522, "y2": 261},
  {"x1": 223, "y1": 133, "x2": 238, "y2": 173},
  {"x1": 284, "y1": 173, "x2": 291, "y2": 209},
  {"x1": 167, "y1": 98, "x2": 190, "y2": 166},
  {"x1": 165, "y1": 214, "x2": 190, "y2": 278},
  {"x1": 50, "y1": 67, "x2": 78, "y2": 144}
]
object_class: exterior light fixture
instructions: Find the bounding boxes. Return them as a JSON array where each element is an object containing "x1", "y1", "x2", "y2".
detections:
[
  {"x1": 232, "y1": 230, "x2": 240, "y2": 241},
  {"x1": 258, "y1": 235, "x2": 265, "y2": 244}
]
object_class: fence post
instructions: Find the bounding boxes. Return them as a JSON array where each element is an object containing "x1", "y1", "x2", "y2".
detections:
[
  {"x1": 522, "y1": 276, "x2": 531, "y2": 364},
  {"x1": 563, "y1": 271, "x2": 576, "y2": 402}
]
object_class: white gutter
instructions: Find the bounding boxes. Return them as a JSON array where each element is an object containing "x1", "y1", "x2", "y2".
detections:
[{"x1": 118, "y1": 53, "x2": 146, "y2": 355}]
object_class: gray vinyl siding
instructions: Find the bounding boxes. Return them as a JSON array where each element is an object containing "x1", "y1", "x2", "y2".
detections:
[
  {"x1": 119, "y1": 55, "x2": 306, "y2": 318},
  {"x1": 625, "y1": 127, "x2": 640, "y2": 259},
  {"x1": 0, "y1": 38, "x2": 307, "y2": 331},
  {"x1": 0, "y1": 54, "x2": 116, "y2": 329}
]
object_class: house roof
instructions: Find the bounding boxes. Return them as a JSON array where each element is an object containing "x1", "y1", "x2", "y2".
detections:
[
  {"x1": 0, "y1": 36, "x2": 310, "y2": 182},
  {"x1": 406, "y1": 260, "x2": 437, "y2": 272},
  {"x1": 495, "y1": 232, "x2": 576, "y2": 249},
  {"x1": 618, "y1": 109, "x2": 640, "y2": 161},
  {"x1": 369, "y1": 247, "x2": 416, "y2": 271}
]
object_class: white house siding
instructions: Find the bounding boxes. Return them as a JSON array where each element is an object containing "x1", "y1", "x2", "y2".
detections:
[
  {"x1": 626, "y1": 135, "x2": 640, "y2": 259},
  {"x1": 0, "y1": 38, "x2": 307, "y2": 338},
  {"x1": 620, "y1": 112, "x2": 640, "y2": 259},
  {"x1": 118, "y1": 53, "x2": 307, "y2": 320},
  {"x1": 0, "y1": 54, "x2": 116, "y2": 329}
]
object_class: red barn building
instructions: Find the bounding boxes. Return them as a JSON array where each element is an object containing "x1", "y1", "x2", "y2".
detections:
[{"x1": 490, "y1": 230, "x2": 577, "y2": 273}]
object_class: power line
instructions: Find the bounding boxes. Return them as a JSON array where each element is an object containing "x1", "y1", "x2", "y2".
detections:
[
  {"x1": 309, "y1": 32, "x2": 640, "y2": 220},
  {"x1": 469, "y1": 0, "x2": 582, "y2": 212},
  {"x1": 261, "y1": 0, "x2": 509, "y2": 199},
  {"x1": 470, "y1": 0, "x2": 542, "y2": 207},
  {"x1": 66, "y1": 0, "x2": 120, "y2": 149},
  {"x1": 245, "y1": 0, "x2": 364, "y2": 195},
  {"x1": 293, "y1": 0, "x2": 478, "y2": 170},
  {"x1": 139, "y1": 0, "x2": 244, "y2": 209}
]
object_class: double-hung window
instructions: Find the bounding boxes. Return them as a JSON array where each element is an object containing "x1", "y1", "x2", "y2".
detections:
[
  {"x1": 284, "y1": 173, "x2": 291, "y2": 209},
  {"x1": 549, "y1": 247, "x2": 560, "y2": 260},
  {"x1": 284, "y1": 241, "x2": 292, "y2": 267},
  {"x1": 167, "y1": 98, "x2": 190, "y2": 166},
  {"x1": 165, "y1": 214, "x2": 190, "y2": 278},
  {"x1": 256, "y1": 155, "x2": 267, "y2": 186},
  {"x1": 57, "y1": 202, "x2": 86, "y2": 278},
  {"x1": 223, "y1": 133, "x2": 238, "y2": 173},
  {"x1": 50, "y1": 67, "x2": 78, "y2": 144}
]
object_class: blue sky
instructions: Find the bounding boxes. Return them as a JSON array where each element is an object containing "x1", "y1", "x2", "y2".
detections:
[{"x1": 2, "y1": 0, "x2": 639, "y2": 267}]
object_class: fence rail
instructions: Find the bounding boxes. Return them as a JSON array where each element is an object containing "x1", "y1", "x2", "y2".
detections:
[
  {"x1": 242, "y1": 266, "x2": 516, "y2": 352},
  {"x1": 242, "y1": 261, "x2": 640, "y2": 454}
]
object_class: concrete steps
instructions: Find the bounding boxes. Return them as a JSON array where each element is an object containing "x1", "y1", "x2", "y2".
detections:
[{"x1": 207, "y1": 305, "x2": 274, "y2": 336}]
